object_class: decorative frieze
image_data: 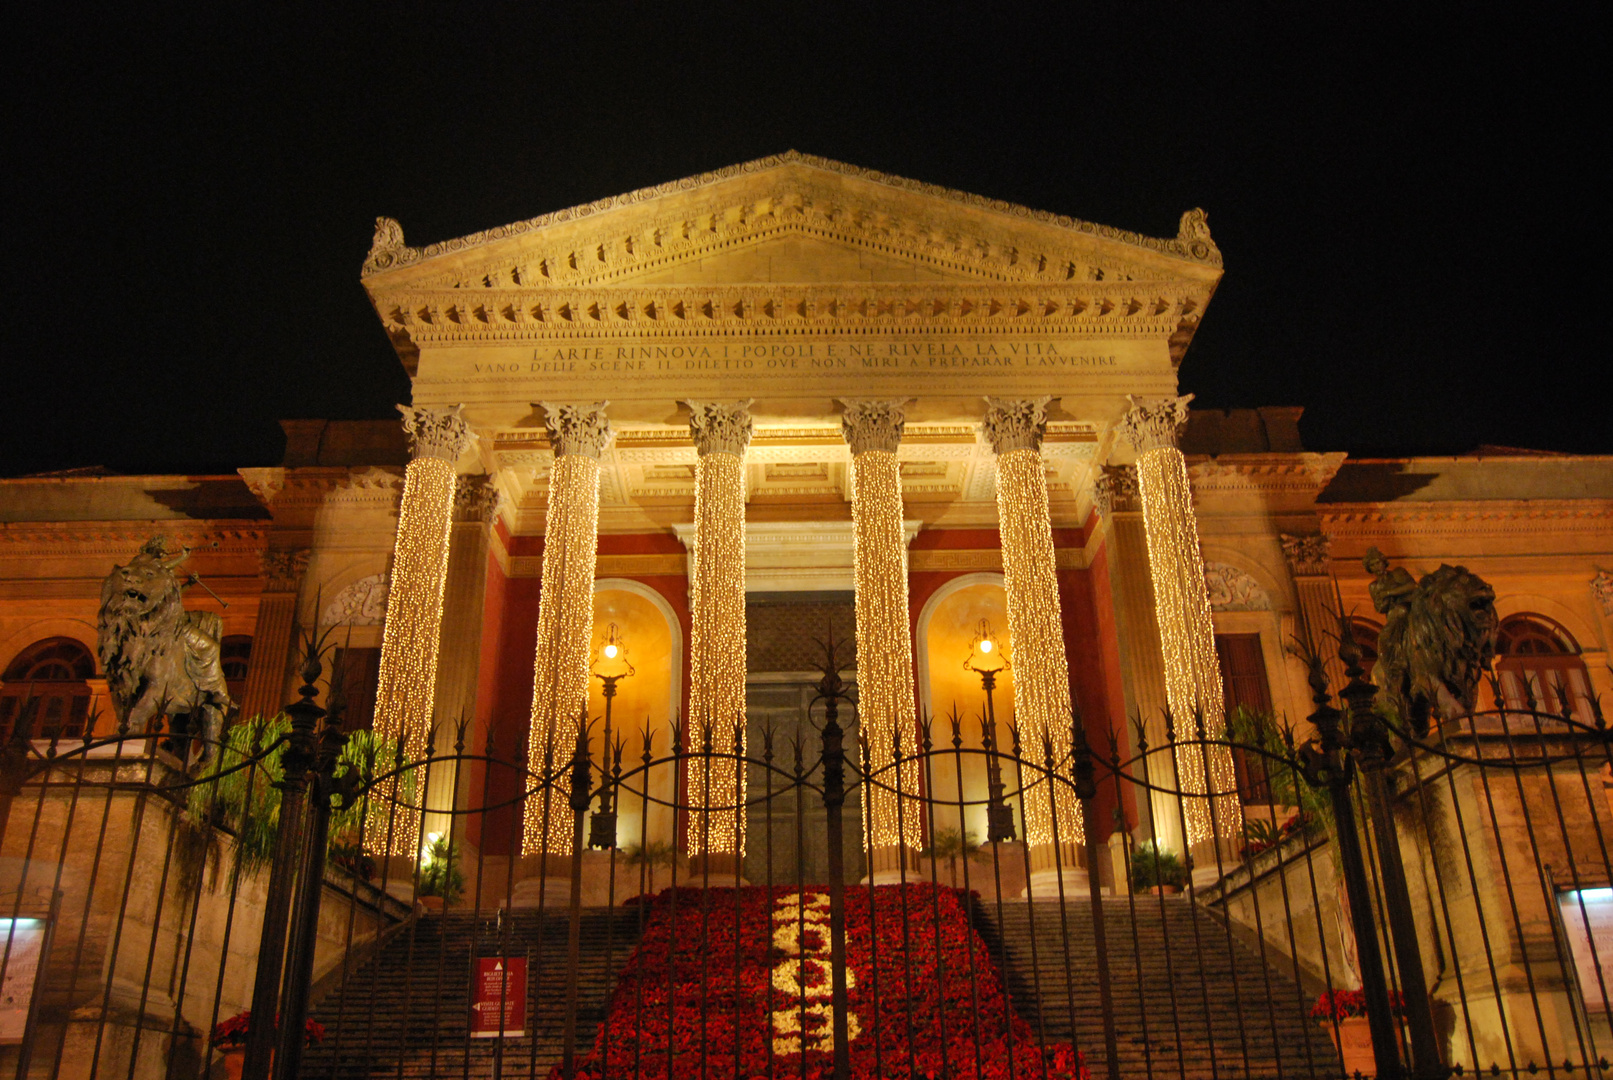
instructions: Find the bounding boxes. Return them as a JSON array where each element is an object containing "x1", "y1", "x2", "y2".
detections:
[
  {"x1": 839, "y1": 399, "x2": 908, "y2": 456},
  {"x1": 684, "y1": 400, "x2": 755, "y2": 458},
  {"x1": 1092, "y1": 464, "x2": 1139, "y2": 517},
  {"x1": 1280, "y1": 532, "x2": 1333, "y2": 578},
  {"x1": 1121, "y1": 394, "x2": 1192, "y2": 455},
  {"x1": 539, "y1": 401, "x2": 613, "y2": 459},
  {"x1": 322, "y1": 572, "x2": 390, "y2": 626},
  {"x1": 398, "y1": 404, "x2": 474, "y2": 463},
  {"x1": 1203, "y1": 562, "x2": 1271, "y2": 612},
  {"x1": 260, "y1": 548, "x2": 311, "y2": 593},
  {"x1": 981, "y1": 397, "x2": 1051, "y2": 456}
]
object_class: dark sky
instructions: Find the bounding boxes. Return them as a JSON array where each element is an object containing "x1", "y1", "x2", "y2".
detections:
[{"x1": 4, "y1": 8, "x2": 1603, "y2": 478}]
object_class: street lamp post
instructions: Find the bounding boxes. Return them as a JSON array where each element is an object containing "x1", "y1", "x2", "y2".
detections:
[
  {"x1": 587, "y1": 623, "x2": 633, "y2": 850},
  {"x1": 965, "y1": 619, "x2": 1016, "y2": 843}
]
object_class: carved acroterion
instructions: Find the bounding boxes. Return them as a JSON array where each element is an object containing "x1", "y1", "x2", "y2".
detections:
[{"x1": 684, "y1": 400, "x2": 755, "y2": 458}]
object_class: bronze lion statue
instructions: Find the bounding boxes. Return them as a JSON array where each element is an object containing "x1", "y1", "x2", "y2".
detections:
[
  {"x1": 97, "y1": 537, "x2": 233, "y2": 766},
  {"x1": 1365, "y1": 547, "x2": 1498, "y2": 735}
]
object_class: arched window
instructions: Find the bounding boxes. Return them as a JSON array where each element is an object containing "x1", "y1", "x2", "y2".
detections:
[
  {"x1": 1496, "y1": 614, "x2": 1593, "y2": 722},
  {"x1": 1, "y1": 637, "x2": 96, "y2": 740},
  {"x1": 221, "y1": 635, "x2": 252, "y2": 704}
]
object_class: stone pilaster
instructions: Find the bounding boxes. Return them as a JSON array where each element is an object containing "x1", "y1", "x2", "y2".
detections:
[
  {"x1": 1094, "y1": 465, "x2": 1180, "y2": 852},
  {"x1": 1281, "y1": 532, "x2": 1344, "y2": 689},
  {"x1": 422, "y1": 474, "x2": 502, "y2": 845},
  {"x1": 681, "y1": 401, "x2": 753, "y2": 874},
  {"x1": 369, "y1": 404, "x2": 474, "y2": 855},
  {"x1": 238, "y1": 547, "x2": 310, "y2": 722},
  {"x1": 982, "y1": 397, "x2": 1085, "y2": 877},
  {"x1": 1121, "y1": 394, "x2": 1242, "y2": 855},
  {"x1": 523, "y1": 402, "x2": 611, "y2": 858},
  {"x1": 839, "y1": 399, "x2": 923, "y2": 877}
]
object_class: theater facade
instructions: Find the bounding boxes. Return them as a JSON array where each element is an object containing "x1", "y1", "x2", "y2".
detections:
[{"x1": 5, "y1": 152, "x2": 1612, "y2": 873}]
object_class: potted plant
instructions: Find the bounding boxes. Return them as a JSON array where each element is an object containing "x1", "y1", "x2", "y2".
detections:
[
  {"x1": 1129, "y1": 840, "x2": 1188, "y2": 895},
  {"x1": 622, "y1": 840, "x2": 683, "y2": 899},
  {"x1": 1311, "y1": 988, "x2": 1405, "y2": 1075},
  {"x1": 920, "y1": 826, "x2": 984, "y2": 888},
  {"x1": 212, "y1": 1010, "x2": 325, "y2": 1079},
  {"x1": 417, "y1": 833, "x2": 466, "y2": 912}
]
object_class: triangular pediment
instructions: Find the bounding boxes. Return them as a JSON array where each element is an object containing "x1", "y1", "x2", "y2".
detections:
[{"x1": 361, "y1": 152, "x2": 1223, "y2": 295}]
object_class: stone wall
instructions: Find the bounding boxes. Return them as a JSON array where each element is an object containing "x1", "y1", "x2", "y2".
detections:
[{"x1": 1, "y1": 751, "x2": 408, "y2": 1079}]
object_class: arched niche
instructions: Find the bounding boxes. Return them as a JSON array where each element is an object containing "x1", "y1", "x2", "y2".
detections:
[
  {"x1": 915, "y1": 573, "x2": 1017, "y2": 843},
  {"x1": 589, "y1": 578, "x2": 683, "y2": 851}
]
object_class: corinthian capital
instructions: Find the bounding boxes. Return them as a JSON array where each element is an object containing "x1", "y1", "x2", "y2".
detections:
[
  {"x1": 1120, "y1": 394, "x2": 1193, "y2": 454},
  {"x1": 981, "y1": 397, "x2": 1051, "y2": 455},
  {"x1": 260, "y1": 547, "x2": 311, "y2": 593},
  {"x1": 1280, "y1": 532, "x2": 1333, "y2": 578},
  {"x1": 454, "y1": 474, "x2": 503, "y2": 525},
  {"x1": 838, "y1": 399, "x2": 909, "y2": 456},
  {"x1": 683, "y1": 399, "x2": 755, "y2": 457},
  {"x1": 539, "y1": 401, "x2": 613, "y2": 459},
  {"x1": 398, "y1": 404, "x2": 473, "y2": 463},
  {"x1": 1093, "y1": 465, "x2": 1138, "y2": 517}
]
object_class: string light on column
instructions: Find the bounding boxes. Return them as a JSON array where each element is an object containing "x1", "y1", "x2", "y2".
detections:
[
  {"x1": 368, "y1": 404, "x2": 473, "y2": 856},
  {"x1": 523, "y1": 402, "x2": 612, "y2": 857},
  {"x1": 1122, "y1": 394, "x2": 1242, "y2": 847},
  {"x1": 683, "y1": 400, "x2": 753, "y2": 858},
  {"x1": 839, "y1": 400, "x2": 924, "y2": 862},
  {"x1": 982, "y1": 397, "x2": 1085, "y2": 850}
]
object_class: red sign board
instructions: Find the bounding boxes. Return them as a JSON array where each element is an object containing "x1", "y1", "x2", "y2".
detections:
[{"x1": 470, "y1": 956, "x2": 528, "y2": 1038}]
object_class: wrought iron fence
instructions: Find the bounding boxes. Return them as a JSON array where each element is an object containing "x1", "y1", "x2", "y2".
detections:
[{"x1": 2, "y1": 627, "x2": 1610, "y2": 1080}]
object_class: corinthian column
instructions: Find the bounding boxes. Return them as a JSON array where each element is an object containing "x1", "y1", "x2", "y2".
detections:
[
  {"x1": 839, "y1": 399, "x2": 923, "y2": 878},
  {"x1": 1122, "y1": 394, "x2": 1242, "y2": 853},
  {"x1": 522, "y1": 402, "x2": 612, "y2": 858},
  {"x1": 371, "y1": 404, "x2": 473, "y2": 855},
  {"x1": 682, "y1": 401, "x2": 753, "y2": 876},
  {"x1": 982, "y1": 398, "x2": 1085, "y2": 876}
]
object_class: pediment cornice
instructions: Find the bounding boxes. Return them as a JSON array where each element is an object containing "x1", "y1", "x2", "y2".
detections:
[
  {"x1": 361, "y1": 152, "x2": 1222, "y2": 296},
  {"x1": 373, "y1": 281, "x2": 1209, "y2": 362}
]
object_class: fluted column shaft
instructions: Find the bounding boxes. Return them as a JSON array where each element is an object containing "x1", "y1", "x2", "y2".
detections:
[
  {"x1": 983, "y1": 398, "x2": 1085, "y2": 868},
  {"x1": 1123, "y1": 395, "x2": 1241, "y2": 850},
  {"x1": 370, "y1": 404, "x2": 473, "y2": 856},
  {"x1": 1282, "y1": 532, "x2": 1345, "y2": 689},
  {"x1": 239, "y1": 548, "x2": 309, "y2": 722},
  {"x1": 522, "y1": 402, "x2": 611, "y2": 857},
  {"x1": 683, "y1": 401, "x2": 753, "y2": 864},
  {"x1": 840, "y1": 400, "x2": 923, "y2": 875}
]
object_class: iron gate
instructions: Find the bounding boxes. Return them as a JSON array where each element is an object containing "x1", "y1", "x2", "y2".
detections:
[{"x1": 3, "y1": 624, "x2": 1611, "y2": 1079}]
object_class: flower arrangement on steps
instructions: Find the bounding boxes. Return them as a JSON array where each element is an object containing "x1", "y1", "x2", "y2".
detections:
[
  {"x1": 1311, "y1": 989, "x2": 1407, "y2": 1075},
  {"x1": 560, "y1": 883, "x2": 1088, "y2": 1080},
  {"x1": 211, "y1": 1010, "x2": 324, "y2": 1080}
]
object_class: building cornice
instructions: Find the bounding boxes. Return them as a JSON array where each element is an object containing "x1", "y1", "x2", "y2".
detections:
[
  {"x1": 361, "y1": 151, "x2": 1222, "y2": 287},
  {"x1": 1320, "y1": 500, "x2": 1613, "y2": 537},
  {"x1": 0, "y1": 521, "x2": 267, "y2": 557},
  {"x1": 1186, "y1": 453, "x2": 1348, "y2": 496}
]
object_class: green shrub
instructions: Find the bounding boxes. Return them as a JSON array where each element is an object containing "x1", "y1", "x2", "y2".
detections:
[
  {"x1": 418, "y1": 835, "x2": 466, "y2": 903},
  {"x1": 1130, "y1": 841, "x2": 1188, "y2": 892}
]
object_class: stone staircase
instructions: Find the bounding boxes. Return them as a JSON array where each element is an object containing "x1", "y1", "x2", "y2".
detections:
[
  {"x1": 971, "y1": 896, "x2": 1342, "y2": 1079},
  {"x1": 300, "y1": 906, "x2": 643, "y2": 1079}
]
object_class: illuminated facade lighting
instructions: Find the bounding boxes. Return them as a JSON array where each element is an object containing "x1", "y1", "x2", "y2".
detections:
[
  {"x1": 522, "y1": 402, "x2": 612, "y2": 857},
  {"x1": 839, "y1": 399, "x2": 924, "y2": 870},
  {"x1": 683, "y1": 400, "x2": 754, "y2": 859},
  {"x1": 1123, "y1": 394, "x2": 1242, "y2": 848},
  {"x1": 369, "y1": 404, "x2": 473, "y2": 856},
  {"x1": 982, "y1": 397, "x2": 1085, "y2": 854}
]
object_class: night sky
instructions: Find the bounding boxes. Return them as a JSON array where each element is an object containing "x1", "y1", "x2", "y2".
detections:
[{"x1": 4, "y1": 9, "x2": 1602, "y2": 478}]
